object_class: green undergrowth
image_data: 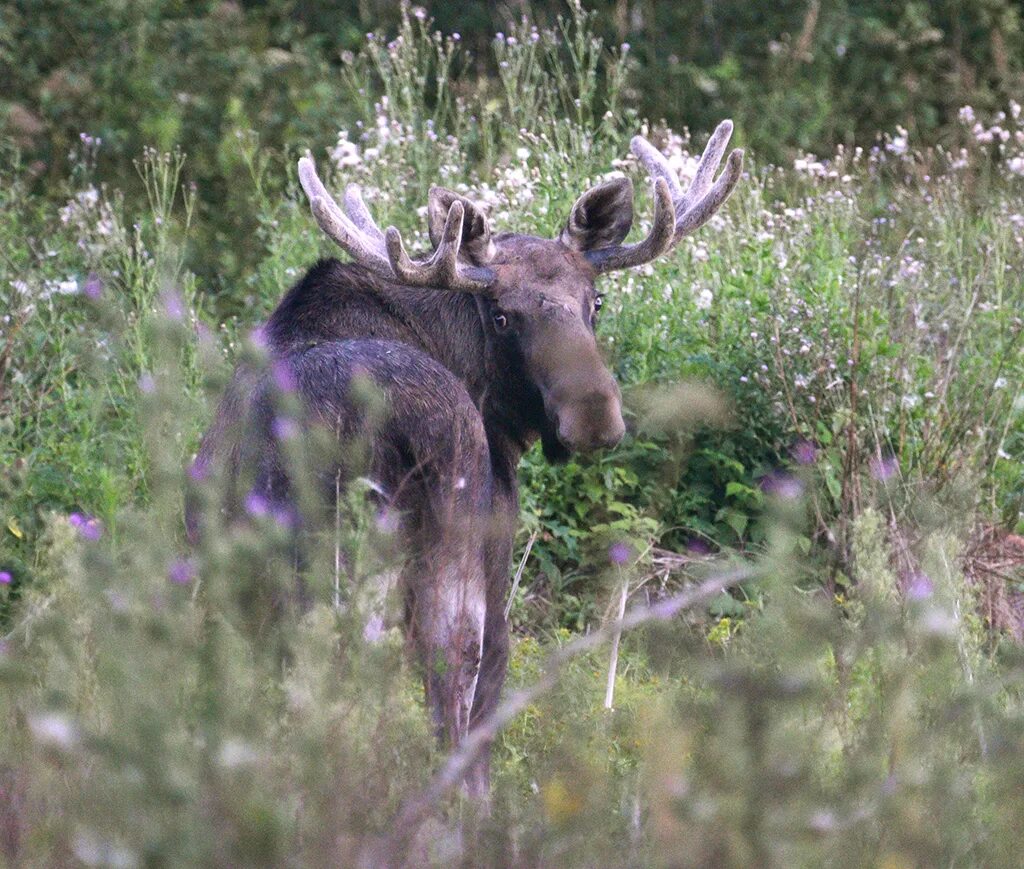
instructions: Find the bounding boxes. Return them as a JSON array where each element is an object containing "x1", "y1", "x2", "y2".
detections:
[{"x1": 1, "y1": 6, "x2": 1023, "y2": 865}]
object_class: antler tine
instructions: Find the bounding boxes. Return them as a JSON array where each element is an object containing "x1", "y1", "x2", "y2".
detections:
[
  {"x1": 343, "y1": 184, "x2": 385, "y2": 242},
  {"x1": 674, "y1": 148, "x2": 744, "y2": 236},
  {"x1": 384, "y1": 201, "x2": 492, "y2": 293},
  {"x1": 299, "y1": 156, "x2": 494, "y2": 292},
  {"x1": 679, "y1": 118, "x2": 734, "y2": 212},
  {"x1": 587, "y1": 121, "x2": 743, "y2": 274},
  {"x1": 298, "y1": 156, "x2": 392, "y2": 277},
  {"x1": 630, "y1": 120, "x2": 744, "y2": 243},
  {"x1": 629, "y1": 137, "x2": 685, "y2": 200}
]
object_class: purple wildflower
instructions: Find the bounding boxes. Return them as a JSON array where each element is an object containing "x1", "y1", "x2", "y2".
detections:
[
  {"x1": 161, "y1": 290, "x2": 185, "y2": 321},
  {"x1": 272, "y1": 505, "x2": 297, "y2": 530},
  {"x1": 271, "y1": 416, "x2": 299, "y2": 441},
  {"x1": 81, "y1": 519, "x2": 102, "y2": 541},
  {"x1": 82, "y1": 273, "x2": 103, "y2": 300},
  {"x1": 790, "y1": 439, "x2": 818, "y2": 466},
  {"x1": 686, "y1": 538, "x2": 713, "y2": 556},
  {"x1": 0, "y1": 571, "x2": 12, "y2": 585},
  {"x1": 69, "y1": 513, "x2": 103, "y2": 541},
  {"x1": 138, "y1": 372, "x2": 156, "y2": 394},
  {"x1": 244, "y1": 491, "x2": 270, "y2": 517},
  {"x1": 760, "y1": 472, "x2": 805, "y2": 500},
  {"x1": 906, "y1": 571, "x2": 933, "y2": 601},
  {"x1": 168, "y1": 558, "x2": 195, "y2": 585},
  {"x1": 248, "y1": 326, "x2": 269, "y2": 350},
  {"x1": 608, "y1": 542, "x2": 632, "y2": 566},
  {"x1": 271, "y1": 360, "x2": 296, "y2": 393},
  {"x1": 869, "y1": 452, "x2": 899, "y2": 481},
  {"x1": 375, "y1": 507, "x2": 401, "y2": 534}
]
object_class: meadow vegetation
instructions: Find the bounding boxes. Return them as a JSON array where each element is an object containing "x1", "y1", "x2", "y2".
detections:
[{"x1": 1, "y1": 5, "x2": 1024, "y2": 866}]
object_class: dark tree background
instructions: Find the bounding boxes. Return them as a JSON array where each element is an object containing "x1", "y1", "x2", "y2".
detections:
[{"x1": 3, "y1": 0, "x2": 1021, "y2": 284}]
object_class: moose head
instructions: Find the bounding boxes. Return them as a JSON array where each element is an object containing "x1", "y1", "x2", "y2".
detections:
[{"x1": 297, "y1": 121, "x2": 743, "y2": 462}]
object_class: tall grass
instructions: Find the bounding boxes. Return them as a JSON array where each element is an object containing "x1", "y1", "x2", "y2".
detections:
[{"x1": 1, "y1": 5, "x2": 1023, "y2": 865}]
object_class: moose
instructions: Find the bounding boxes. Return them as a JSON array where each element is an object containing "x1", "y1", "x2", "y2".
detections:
[{"x1": 189, "y1": 121, "x2": 742, "y2": 794}]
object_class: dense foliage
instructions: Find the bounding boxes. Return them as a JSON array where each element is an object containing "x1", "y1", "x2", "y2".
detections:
[
  {"x1": 1, "y1": 4, "x2": 1023, "y2": 865},
  {"x1": 3, "y1": 0, "x2": 1024, "y2": 288}
]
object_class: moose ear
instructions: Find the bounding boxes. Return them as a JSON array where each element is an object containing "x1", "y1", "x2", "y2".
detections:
[
  {"x1": 428, "y1": 187, "x2": 495, "y2": 264},
  {"x1": 559, "y1": 177, "x2": 634, "y2": 252}
]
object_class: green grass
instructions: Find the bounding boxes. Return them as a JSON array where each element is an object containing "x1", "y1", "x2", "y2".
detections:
[{"x1": 1, "y1": 6, "x2": 1024, "y2": 865}]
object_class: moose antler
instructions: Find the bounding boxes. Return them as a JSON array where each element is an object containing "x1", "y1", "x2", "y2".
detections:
[
  {"x1": 587, "y1": 120, "x2": 744, "y2": 272},
  {"x1": 297, "y1": 156, "x2": 495, "y2": 292}
]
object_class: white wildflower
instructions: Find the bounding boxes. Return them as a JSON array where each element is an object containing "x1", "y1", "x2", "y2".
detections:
[
  {"x1": 218, "y1": 739, "x2": 259, "y2": 769},
  {"x1": 73, "y1": 829, "x2": 139, "y2": 868},
  {"x1": 330, "y1": 132, "x2": 362, "y2": 168},
  {"x1": 886, "y1": 127, "x2": 909, "y2": 156},
  {"x1": 794, "y1": 156, "x2": 826, "y2": 177},
  {"x1": 28, "y1": 712, "x2": 80, "y2": 750}
]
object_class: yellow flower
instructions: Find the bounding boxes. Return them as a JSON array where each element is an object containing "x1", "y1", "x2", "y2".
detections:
[{"x1": 542, "y1": 776, "x2": 584, "y2": 824}]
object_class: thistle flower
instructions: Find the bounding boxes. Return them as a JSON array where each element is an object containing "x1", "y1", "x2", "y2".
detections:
[
  {"x1": 869, "y1": 453, "x2": 899, "y2": 481},
  {"x1": 69, "y1": 513, "x2": 103, "y2": 541},
  {"x1": 82, "y1": 273, "x2": 103, "y2": 300},
  {"x1": 608, "y1": 541, "x2": 632, "y2": 565},
  {"x1": 760, "y1": 472, "x2": 805, "y2": 500},
  {"x1": 790, "y1": 439, "x2": 818, "y2": 466},
  {"x1": 244, "y1": 491, "x2": 270, "y2": 517},
  {"x1": 167, "y1": 558, "x2": 195, "y2": 585}
]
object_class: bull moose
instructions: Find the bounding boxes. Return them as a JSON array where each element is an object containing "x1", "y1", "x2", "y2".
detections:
[{"x1": 189, "y1": 121, "x2": 743, "y2": 794}]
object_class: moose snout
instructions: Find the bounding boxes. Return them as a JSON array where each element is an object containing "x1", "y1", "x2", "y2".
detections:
[{"x1": 556, "y1": 390, "x2": 626, "y2": 451}]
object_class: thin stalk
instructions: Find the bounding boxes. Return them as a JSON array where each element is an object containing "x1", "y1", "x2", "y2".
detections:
[
  {"x1": 604, "y1": 571, "x2": 630, "y2": 709},
  {"x1": 504, "y1": 530, "x2": 537, "y2": 621}
]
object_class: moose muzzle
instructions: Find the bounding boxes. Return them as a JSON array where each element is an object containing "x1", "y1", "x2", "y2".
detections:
[{"x1": 534, "y1": 327, "x2": 626, "y2": 453}]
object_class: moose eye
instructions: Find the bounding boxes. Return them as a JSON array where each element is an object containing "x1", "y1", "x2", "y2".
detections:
[{"x1": 493, "y1": 313, "x2": 509, "y2": 332}]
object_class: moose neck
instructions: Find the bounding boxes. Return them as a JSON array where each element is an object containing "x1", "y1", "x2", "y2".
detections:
[{"x1": 379, "y1": 282, "x2": 534, "y2": 478}]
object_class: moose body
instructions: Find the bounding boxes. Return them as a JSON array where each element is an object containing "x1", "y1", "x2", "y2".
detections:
[{"x1": 190, "y1": 122, "x2": 742, "y2": 793}]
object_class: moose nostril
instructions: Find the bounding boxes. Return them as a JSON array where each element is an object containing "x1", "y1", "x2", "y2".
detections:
[
  {"x1": 557, "y1": 398, "x2": 625, "y2": 451},
  {"x1": 605, "y1": 416, "x2": 626, "y2": 446}
]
